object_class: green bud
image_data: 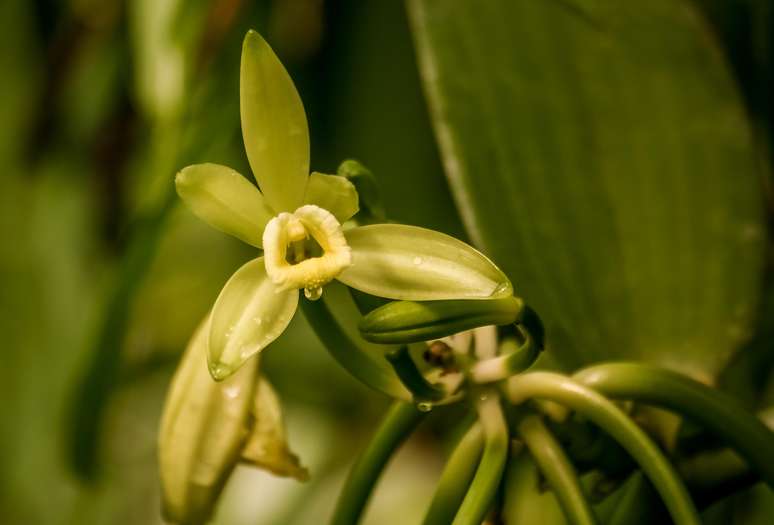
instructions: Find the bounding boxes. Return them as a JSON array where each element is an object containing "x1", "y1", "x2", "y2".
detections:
[
  {"x1": 337, "y1": 159, "x2": 385, "y2": 223},
  {"x1": 359, "y1": 296, "x2": 525, "y2": 344},
  {"x1": 159, "y1": 316, "x2": 258, "y2": 524},
  {"x1": 159, "y1": 316, "x2": 306, "y2": 524}
]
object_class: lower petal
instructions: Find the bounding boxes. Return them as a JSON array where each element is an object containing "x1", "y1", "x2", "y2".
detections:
[{"x1": 209, "y1": 257, "x2": 299, "y2": 380}]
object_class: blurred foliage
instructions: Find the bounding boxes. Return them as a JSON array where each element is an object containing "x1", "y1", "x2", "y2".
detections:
[{"x1": 0, "y1": 0, "x2": 460, "y2": 523}]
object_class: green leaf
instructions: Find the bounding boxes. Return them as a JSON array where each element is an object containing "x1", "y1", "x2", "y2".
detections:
[
  {"x1": 159, "y1": 315, "x2": 258, "y2": 524},
  {"x1": 338, "y1": 224, "x2": 512, "y2": 301},
  {"x1": 176, "y1": 163, "x2": 274, "y2": 248},
  {"x1": 241, "y1": 30, "x2": 309, "y2": 212},
  {"x1": 303, "y1": 172, "x2": 359, "y2": 223},
  {"x1": 209, "y1": 257, "x2": 298, "y2": 380},
  {"x1": 241, "y1": 377, "x2": 308, "y2": 481},
  {"x1": 409, "y1": 0, "x2": 766, "y2": 378}
]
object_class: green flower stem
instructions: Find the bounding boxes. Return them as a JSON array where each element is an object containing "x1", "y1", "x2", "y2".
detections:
[
  {"x1": 331, "y1": 402, "x2": 425, "y2": 525},
  {"x1": 517, "y1": 413, "x2": 598, "y2": 525},
  {"x1": 573, "y1": 362, "x2": 774, "y2": 488},
  {"x1": 300, "y1": 298, "x2": 410, "y2": 401},
  {"x1": 386, "y1": 346, "x2": 447, "y2": 402},
  {"x1": 468, "y1": 330, "x2": 538, "y2": 383},
  {"x1": 506, "y1": 372, "x2": 700, "y2": 525},
  {"x1": 422, "y1": 423, "x2": 485, "y2": 525},
  {"x1": 452, "y1": 393, "x2": 509, "y2": 525}
]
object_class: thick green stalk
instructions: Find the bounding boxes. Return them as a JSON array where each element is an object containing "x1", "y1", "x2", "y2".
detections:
[
  {"x1": 452, "y1": 393, "x2": 508, "y2": 525},
  {"x1": 331, "y1": 402, "x2": 424, "y2": 525},
  {"x1": 423, "y1": 423, "x2": 484, "y2": 525},
  {"x1": 517, "y1": 414, "x2": 597, "y2": 525},
  {"x1": 301, "y1": 297, "x2": 410, "y2": 401},
  {"x1": 574, "y1": 362, "x2": 774, "y2": 488},
  {"x1": 506, "y1": 372, "x2": 700, "y2": 525}
]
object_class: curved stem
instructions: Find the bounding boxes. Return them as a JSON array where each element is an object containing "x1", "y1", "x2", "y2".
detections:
[
  {"x1": 386, "y1": 346, "x2": 446, "y2": 401},
  {"x1": 469, "y1": 328, "x2": 539, "y2": 383},
  {"x1": 517, "y1": 413, "x2": 597, "y2": 525},
  {"x1": 452, "y1": 393, "x2": 508, "y2": 525},
  {"x1": 301, "y1": 296, "x2": 410, "y2": 401},
  {"x1": 423, "y1": 423, "x2": 484, "y2": 525},
  {"x1": 506, "y1": 372, "x2": 700, "y2": 525},
  {"x1": 331, "y1": 402, "x2": 425, "y2": 525},
  {"x1": 574, "y1": 362, "x2": 774, "y2": 489}
]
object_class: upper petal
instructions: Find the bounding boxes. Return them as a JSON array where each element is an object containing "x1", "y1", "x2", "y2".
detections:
[
  {"x1": 240, "y1": 30, "x2": 309, "y2": 212},
  {"x1": 303, "y1": 172, "x2": 359, "y2": 223},
  {"x1": 337, "y1": 224, "x2": 512, "y2": 300},
  {"x1": 176, "y1": 163, "x2": 274, "y2": 248},
  {"x1": 209, "y1": 257, "x2": 299, "y2": 380}
]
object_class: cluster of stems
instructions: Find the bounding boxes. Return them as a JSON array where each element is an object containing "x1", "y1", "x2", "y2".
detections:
[{"x1": 307, "y1": 289, "x2": 774, "y2": 524}]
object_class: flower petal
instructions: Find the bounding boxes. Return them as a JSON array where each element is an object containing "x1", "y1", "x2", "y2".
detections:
[
  {"x1": 241, "y1": 30, "x2": 309, "y2": 212},
  {"x1": 209, "y1": 257, "x2": 299, "y2": 380},
  {"x1": 337, "y1": 224, "x2": 512, "y2": 300},
  {"x1": 303, "y1": 172, "x2": 359, "y2": 223},
  {"x1": 241, "y1": 377, "x2": 308, "y2": 481},
  {"x1": 176, "y1": 163, "x2": 274, "y2": 248},
  {"x1": 159, "y1": 315, "x2": 258, "y2": 524}
]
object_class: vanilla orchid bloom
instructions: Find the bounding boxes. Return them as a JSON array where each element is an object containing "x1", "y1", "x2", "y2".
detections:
[{"x1": 178, "y1": 31, "x2": 512, "y2": 381}]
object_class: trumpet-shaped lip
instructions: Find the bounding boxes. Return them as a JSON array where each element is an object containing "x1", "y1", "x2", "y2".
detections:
[{"x1": 262, "y1": 204, "x2": 352, "y2": 292}]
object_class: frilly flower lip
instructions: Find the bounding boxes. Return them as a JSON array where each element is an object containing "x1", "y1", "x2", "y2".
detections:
[
  {"x1": 263, "y1": 205, "x2": 352, "y2": 299},
  {"x1": 175, "y1": 30, "x2": 513, "y2": 381}
]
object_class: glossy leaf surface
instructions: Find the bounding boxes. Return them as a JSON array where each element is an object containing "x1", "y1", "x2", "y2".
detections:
[{"x1": 409, "y1": 0, "x2": 766, "y2": 378}]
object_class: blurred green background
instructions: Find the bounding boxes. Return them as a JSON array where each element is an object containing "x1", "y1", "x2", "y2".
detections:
[{"x1": 0, "y1": 1, "x2": 467, "y2": 523}]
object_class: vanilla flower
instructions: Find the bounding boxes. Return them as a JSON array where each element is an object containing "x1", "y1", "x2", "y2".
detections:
[{"x1": 177, "y1": 31, "x2": 512, "y2": 381}]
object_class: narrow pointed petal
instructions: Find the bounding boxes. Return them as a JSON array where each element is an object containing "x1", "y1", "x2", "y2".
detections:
[
  {"x1": 303, "y1": 172, "x2": 359, "y2": 223},
  {"x1": 209, "y1": 257, "x2": 298, "y2": 380},
  {"x1": 159, "y1": 315, "x2": 259, "y2": 524},
  {"x1": 176, "y1": 163, "x2": 274, "y2": 248},
  {"x1": 338, "y1": 224, "x2": 512, "y2": 300},
  {"x1": 241, "y1": 30, "x2": 309, "y2": 212},
  {"x1": 241, "y1": 377, "x2": 308, "y2": 481}
]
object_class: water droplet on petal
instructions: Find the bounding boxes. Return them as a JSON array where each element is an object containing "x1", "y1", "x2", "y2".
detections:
[
  {"x1": 490, "y1": 281, "x2": 511, "y2": 297},
  {"x1": 223, "y1": 385, "x2": 240, "y2": 399},
  {"x1": 210, "y1": 363, "x2": 232, "y2": 381},
  {"x1": 304, "y1": 286, "x2": 323, "y2": 301},
  {"x1": 416, "y1": 401, "x2": 433, "y2": 413},
  {"x1": 413, "y1": 256, "x2": 423, "y2": 265},
  {"x1": 253, "y1": 317, "x2": 263, "y2": 325}
]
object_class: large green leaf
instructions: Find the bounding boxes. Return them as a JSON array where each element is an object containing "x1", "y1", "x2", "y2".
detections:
[{"x1": 408, "y1": 0, "x2": 766, "y2": 380}]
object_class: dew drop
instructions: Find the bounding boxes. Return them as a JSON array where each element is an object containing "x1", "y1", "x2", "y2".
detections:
[
  {"x1": 490, "y1": 282, "x2": 511, "y2": 297},
  {"x1": 223, "y1": 385, "x2": 240, "y2": 399},
  {"x1": 413, "y1": 256, "x2": 423, "y2": 265},
  {"x1": 479, "y1": 393, "x2": 489, "y2": 401},
  {"x1": 252, "y1": 317, "x2": 263, "y2": 325},
  {"x1": 416, "y1": 401, "x2": 433, "y2": 413},
  {"x1": 210, "y1": 363, "x2": 231, "y2": 381},
  {"x1": 304, "y1": 286, "x2": 323, "y2": 301}
]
